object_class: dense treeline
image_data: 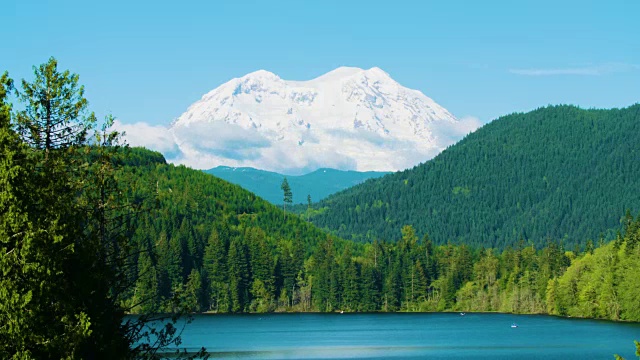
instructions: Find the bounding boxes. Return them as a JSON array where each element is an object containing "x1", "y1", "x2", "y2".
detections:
[
  {"x1": 117, "y1": 151, "x2": 352, "y2": 314},
  {"x1": 306, "y1": 105, "x2": 640, "y2": 249},
  {"x1": 124, "y1": 150, "x2": 640, "y2": 321}
]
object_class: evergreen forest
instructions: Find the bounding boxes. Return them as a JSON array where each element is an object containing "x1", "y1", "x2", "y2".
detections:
[{"x1": 305, "y1": 105, "x2": 640, "y2": 249}]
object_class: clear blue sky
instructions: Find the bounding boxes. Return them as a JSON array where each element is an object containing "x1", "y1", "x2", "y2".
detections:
[{"x1": 3, "y1": 0, "x2": 639, "y2": 125}]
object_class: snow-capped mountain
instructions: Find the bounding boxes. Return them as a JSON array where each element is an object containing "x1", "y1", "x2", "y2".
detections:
[{"x1": 169, "y1": 67, "x2": 477, "y2": 173}]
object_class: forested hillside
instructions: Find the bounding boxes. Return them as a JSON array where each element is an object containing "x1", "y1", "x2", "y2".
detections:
[
  {"x1": 308, "y1": 105, "x2": 640, "y2": 249},
  {"x1": 312, "y1": 215, "x2": 640, "y2": 319},
  {"x1": 119, "y1": 148, "x2": 354, "y2": 313},
  {"x1": 125, "y1": 150, "x2": 640, "y2": 321}
]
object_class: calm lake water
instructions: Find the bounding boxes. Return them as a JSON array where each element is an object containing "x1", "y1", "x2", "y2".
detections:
[{"x1": 162, "y1": 313, "x2": 640, "y2": 359}]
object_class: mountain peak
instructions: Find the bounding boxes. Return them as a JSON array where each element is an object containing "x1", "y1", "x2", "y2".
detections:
[
  {"x1": 170, "y1": 67, "x2": 477, "y2": 173},
  {"x1": 307, "y1": 66, "x2": 365, "y2": 82},
  {"x1": 240, "y1": 69, "x2": 280, "y2": 80},
  {"x1": 364, "y1": 66, "x2": 391, "y2": 78},
  {"x1": 305, "y1": 66, "x2": 393, "y2": 84}
]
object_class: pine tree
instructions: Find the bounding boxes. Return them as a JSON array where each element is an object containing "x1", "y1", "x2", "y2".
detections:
[
  {"x1": 228, "y1": 236, "x2": 249, "y2": 312},
  {"x1": 203, "y1": 228, "x2": 230, "y2": 312},
  {"x1": 1, "y1": 60, "x2": 202, "y2": 358},
  {"x1": 134, "y1": 249, "x2": 160, "y2": 313},
  {"x1": 312, "y1": 236, "x2": 338, "y2": 311},
  {"x1": 15, "y1": 57, "x2": 96, "y2": 160},
  {"x1": 0, "y1": 72, "x2": 77, "y2": 358},
  {"x1": 281, "y1": 177, "x2": 292, "y2": 219},
  {"x1": 1, "y1": 62, "x2": 131, "y2": 357},
  {"x1": 339, "y1": 246, "x2": 359, "y2": 311},
  {"x1": 183, "y1": 268, "x2": 205, "y2": 313},
  {"x1": 359, "y1": 263, "x2": 380, "y2": 311}
]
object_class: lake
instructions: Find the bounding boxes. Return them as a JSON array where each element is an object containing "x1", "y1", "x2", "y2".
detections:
[{"x1": 159, "y1": 313, "x2": 640, "y2": 359}]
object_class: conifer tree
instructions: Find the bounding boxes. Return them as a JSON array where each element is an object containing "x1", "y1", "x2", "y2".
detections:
[
  {"x1": 134, "y1": 249, "x2": 160, "y2": 313},
  {"x1": 15, "y1": 57, "x2": 96, "y2": 160},
  {"x1": 281, "y1": 177, "x2": 292, "y2": 219},
  {"x1": 203, "y1": 227, "x2": 230, "y2": 312},
  {"x1": 2, "y1": 60, "x2": 205, "y2": 358},
  {"x1": 228, "y1": 237, "x2": 249, "y2": 312},
  {"x1": 1, "y1": 61, "x2": 132, "y2": 357}
]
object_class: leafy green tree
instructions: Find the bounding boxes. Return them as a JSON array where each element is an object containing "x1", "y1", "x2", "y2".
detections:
[
  {"x1": 359, "y1": 262, "x2": 380, "y2": 311},
  {"x1": 312, "y1": 236, "x2": 338, "y2": 311},
  {"x1": 0, "y1": 72, "x2": 76, "y2": 358},
  {"x1": 182, "y1": 268, "x2": 206, "y2": 313},
  {"x1": 339, "y1": 246, "x2": 359, "y2": 311}
]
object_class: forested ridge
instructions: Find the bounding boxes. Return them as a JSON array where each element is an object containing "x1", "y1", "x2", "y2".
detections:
[
  {"x1": 306, "y1": 105, "x2": 640, "y2": 249},
  {"x1": 117, "y1": 149, "x2": 353, "y2": 314},
  {"x1": 118, "y1": 147, "x2": 640, "y2": 321},
  {"x1": 125, "y1": 154, "x2": 640, "y2": 322}
]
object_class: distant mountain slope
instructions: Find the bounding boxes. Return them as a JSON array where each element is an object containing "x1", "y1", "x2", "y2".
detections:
[
  {"x1": 309, "y1": 104, "x2": 640, "y2": 249},
  {"x1": 204, "y1": 166, "x2": 389, "y2": 204}
]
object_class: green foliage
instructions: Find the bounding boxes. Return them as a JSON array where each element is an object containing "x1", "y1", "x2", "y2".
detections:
[
  {"x1": 614, "y1": 340, "x2": 640, "y2": 360},
  {"x1": 80, "y1": 143, "x2": 640, "y2": 325},
  {"x1": 309, "y1": 105, "x2": 640, "y2": 249},
  {"x1": 551, "y1": 217, "x2": 640, "y2": 321},
  {"x1": 0, "y1": 63, "x2": 132, "y2": 358},
  {"x1": 120, "y1": 149, "x2": 349, "y2": 314},
  {"x1": 15, "y1": 57, "x2": 96, "y2": 153},
  {"x1": 130, "y1": 193, "x2": 640, "y2": 323},
  {"x1": 281, "y1": 177, "x2": 292, "y2": 218},
  {"x1": 0, "y1": 60, "x2": 204, "y2": 359}
]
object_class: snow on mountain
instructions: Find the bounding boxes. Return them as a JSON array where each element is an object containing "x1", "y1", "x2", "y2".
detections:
[{"x1": 166, "y1": 67, "x2": 478, "y2": 174}]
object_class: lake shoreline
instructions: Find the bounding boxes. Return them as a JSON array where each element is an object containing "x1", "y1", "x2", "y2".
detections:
[{"x1": 190, "y1": 310, "x2": 640, "y2": 324}]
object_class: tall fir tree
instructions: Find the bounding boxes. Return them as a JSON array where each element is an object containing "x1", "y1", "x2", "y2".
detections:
[
  {"x1": 203, "y1": 227, "x2": 230, "y2": 312},
  {"x1": 281, "y1": 177, "x2": 292, "y2": 219},
  {"x1": 0, "y1": 60, "x2": 133, "y2": 357}
]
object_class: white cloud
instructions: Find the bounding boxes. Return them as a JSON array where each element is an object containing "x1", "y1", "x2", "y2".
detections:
[
  {"x1": 111, "y1": 120, "x2": 179, "y2": 156},
  {"x1": 432, "y1": 116, "x2": 483, "y2": 148},
  {"x1": 509, "y1": 63, "x2": 640, "y2": 76},
  {"x1": 172, "y1": 122, "x2": 271, "y2": 161},
  {"x1": 257, "y1": 144, "x2": 357, "y2": 175},
  {"x1": 111, "y1": 116, "x2": 482, "y2": 174}
]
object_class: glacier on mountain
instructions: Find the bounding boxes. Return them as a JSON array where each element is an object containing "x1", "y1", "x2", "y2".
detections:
[{"x1": 121, "y1": 67, "x2": 480, "y2": 174}]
